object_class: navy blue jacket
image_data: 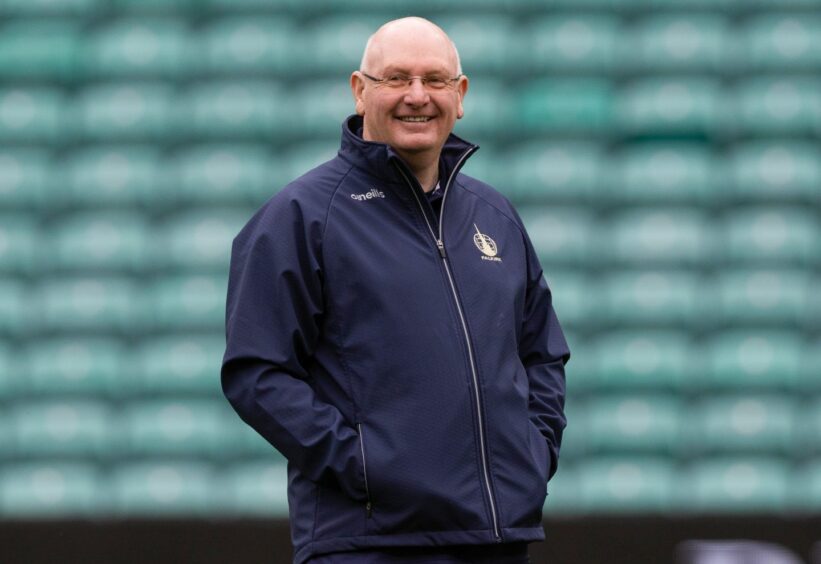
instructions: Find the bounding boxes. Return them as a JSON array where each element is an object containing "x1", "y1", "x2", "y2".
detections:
[{"x1": 222, "y1": 115, "x2": 570, "y2": 564}]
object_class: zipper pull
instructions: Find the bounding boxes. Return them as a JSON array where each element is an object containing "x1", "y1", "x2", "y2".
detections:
[
  {"x1": 366, "y1": 501, "x2": 373, "y2": 518},
  {"x1": 436, "y1": 240, "x2": 446, "y2": 259}
]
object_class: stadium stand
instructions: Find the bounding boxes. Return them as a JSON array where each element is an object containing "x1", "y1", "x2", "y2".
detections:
[{"x1": 0, "y1": 2, "x2": 818, "y2": 525}]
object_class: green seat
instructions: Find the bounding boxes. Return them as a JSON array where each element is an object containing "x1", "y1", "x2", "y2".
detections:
[
  {"x1": 86, "y1": 18, "x2": 191, "y2": 78},
  {"x1": 203, "y1": 0, "x2": 290, "y2": 8},
  {"x1": 611, "y1": 143, "x2": 715, "y2": 204},
  {"x1": 110, "y1": 0, "x2": 193, "y2": 11},
  {"x1": 617, "y1": 78, "x2": 725, "y2": 134},
  {"x1": 184, "y1": 81, "x2": 286, "y2": 139},
  {"x1": 132, "y1": 335, "x2": 224, "y2": 395},
  {"x1": 794, "y1": 461, "x2": 821, "y2": 511},
  {"x1": 800, "y1": 337, "x2": 821, "y2": 392},
  {"x1": 710, "y1": 269, "x2": 810, "y2": 326},
  {"x1": 728, "y1": 141, "x2": 821, "y2": 202},
  {"x1": 74, "y1": 83, "x2": 174, "y2": 140},
  {"x1": 700, "y1": 331, "x2": 802, "y2": 392},
  {"x1": 0, "y1": 20, "x2": 80, "y2": 80},
  {"x1": 0, "y1": 0, "x2": 102, "y2": 15},
  {"x1": 621, "y1": 15, "x2": 729, "y2": 72},
  {"x1": 123, "y1": 400, "x2": 231, "y2": 458},
  {"x1": 558, "y1": 399, "x2": 587, "y2": 460},
  {"x1": 0, "y1": 88, "x2": 65, "y2": 143},
  {"x1": 590, "y1": 330, "x2": 691, "y2": 391},
  {"x1": 606, "y1": 209, "x2": 712, "y2": 266},
  {"x1": 0, "y1": 277, "x2": 27, "y2": 336},
  {"x1": 0, "y1": 215, "x2": 37, "y2": 274},
  {"x1": 222, "y1": 461, "x2": 289, "y2": 516},
  {"x1": 25, "y1": 338, "x2": 123, "y2": 397},
  {"x1": 0, "y1": 340, "x2": 13, "y2": 399},
  {"x1": 519, "y1": 208, "x2": 594, "y2": 266},
  {"x1": 585, "y1": 394, "x2": 682, "y2": 455},
  {"x1": 527, "y1": 15, "x2": 618, "y2": 72},
  {"x1": 11, "y1": 400, "x2": 113, "y2": 457},
  {"x1": 150, "y1": 275, "x2": 227, "y2": 331},
  {"x1": 111, "y1": 461, "x2": 214, "y2": 516},
  {"x1": 281, "y1": 142, "x2": 339, "y2": 184},
  {"x1": 49, "y1": 212, "x2": 150, "y2": 273},
  {"x1": 286, "y1": 80, "x2": 358, "y2": 137},
  {"x1": 542, "y1": 270, "x2": 594, "y2": 330},
  {"x1": 38, "y1": 276, "x2": 144, "y2": 334},
  {"x1": 600, "y1": 270, "x2": 702, "y2": 325},
  {"x1": 439, "y1": 17, "x2": 518, "y2": 72},
  {"x1": 301, "y1": 16, "x2": 385, "y2": 73},
  {"x1": 688, "y1": 395, "x2": 796, "y2": 455},
  {"x1": 734, "y1": 78, "x2": 821, "y2": 134},
  {"x1": 724, "y1": 207, "x2": 817, "y2": 265},
  {"x1": 0, "y1": 149, "x2": 49, "y2": 208},
  {"x1": 684, "y1": 457, "x2": 790, "y2": 513},
  {"x1": 157, "y1": 210, "x2": 247, "y2": 271},
  {"x1": 0, "y1": 463, "x2": 105, "y2": 517},
  {"x1": 798, "y1": 399, "x2": 821, "y2": 456},
  {"x1": 578, "y1": 457, "x2": 676, "y2": 513},
  {"x1": 453, "y1": 77, "x2": 512, "y2": 140},
  {"x1": 509, "y1": 142, "x2": 601, "y2": 203},
  {"x1": 173, "y1": 144, "x2": 284, "y2": 206},
  {"x1": 518, "y1": 79, "x2": 612, "y2": 132},
  {"x1": 742, "y1": 15, "x2": 821, "y2": 70},
  {"x1": 60, "y1": 145, "x2": 164, "y2": 209},
  {"x1": 199, "y1": 17, "x2": 293, "y2": 75}
]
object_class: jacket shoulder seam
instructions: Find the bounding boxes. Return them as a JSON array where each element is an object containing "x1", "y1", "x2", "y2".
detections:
[{"x1": 457, "y1": 179, "x2": 526, "y2": 238}]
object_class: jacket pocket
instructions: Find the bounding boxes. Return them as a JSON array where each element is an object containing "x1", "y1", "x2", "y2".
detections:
[
  {"x1": 529, "y1": 422, "x2": 551, "y2": 485},
  {"x1": 357, "y1": 422, "x2": 373, "y2": 518}
]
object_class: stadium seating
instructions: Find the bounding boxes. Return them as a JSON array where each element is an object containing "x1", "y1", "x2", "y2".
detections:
[
  {"x1": 111, "y1": 461, "x2": 215, "y2": 516},
  {"x1": 621, "y1": 14, "x2": 730, "y2": 72},
  {"x1": 0, "y1": 463, "x2": 105, "y2": 517},
  {"x1": 85, "y1": 19, "x2": 191, "y2": 78},
  {"x1": 24, "y1": 338, "x2": 125, "y2": 397},
  {"x1": 56, "y1": 146, "x2": 163, "y2": 209},
  {"x1": 727, "y1": 141, "x2": 821, "y2": 202},
  {"x1": 0, "y1": 20, "x2": 80, "y2": 80},
  {"x1": 0, "y1": 88, "x2": 65, "y2": 143},
  {"x1": 0, "y1": 1, "x2": 818, "y2": 521},
  {"x1": 577, "y1": 457, "x2": 677, "y2": 513},
  {"x1": 684, "y1": 457, "x2": 790, "y2": 513},
  {"x1": 741, "y1": 14, "x2": 821, "y2": 70},
  {"x1": 73, "y1": 83, "x2": 176, "y2": 140},
  {"x1": 0, "y1": 149, "x2": 49, "y2": 209},
  {"x1": 700, "y1": 330, "x2": 803, "y2": 391},
  {"x1": 527, "y1": 15, "x2": 619, "y2": 72}
]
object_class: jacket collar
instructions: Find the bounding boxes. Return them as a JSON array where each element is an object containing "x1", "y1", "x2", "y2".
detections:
[{"x1": 338, "y1": 114, "x2": 479, "y2": 188}]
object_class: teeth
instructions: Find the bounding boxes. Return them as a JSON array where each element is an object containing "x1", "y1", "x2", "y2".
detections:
[{"x1": 399, "y1": 116, "x2": 431, "y2": 122}]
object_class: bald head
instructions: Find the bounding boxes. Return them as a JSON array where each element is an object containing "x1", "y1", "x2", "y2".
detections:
[{"x1": 360, "y1": 17, "x2": 462, "y2": 76}]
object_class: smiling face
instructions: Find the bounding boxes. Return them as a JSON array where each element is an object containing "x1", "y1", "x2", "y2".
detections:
[{"x1": 351, "y1": 19, "x2": 468, "y2": 163}]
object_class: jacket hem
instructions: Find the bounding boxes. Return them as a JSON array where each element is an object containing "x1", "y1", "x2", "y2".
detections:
[{"x1": 294, "y1": 526, "x2": 545, "y2": 564}]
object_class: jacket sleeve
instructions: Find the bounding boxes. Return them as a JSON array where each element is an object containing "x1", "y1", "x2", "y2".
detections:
[
  {"x1": 519, "y1": 226, "x2": 570, "y2": 481},
  {"x1": 221, "y1": 194, "x2": 365, "y2": 501}
]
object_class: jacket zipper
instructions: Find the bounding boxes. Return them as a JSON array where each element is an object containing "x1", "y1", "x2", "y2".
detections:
[
  {"x1": 394, "y1": 151, "x2": 502, "y2": 542},
  {"x1": 357, "y1": 422, "x2": 373, "y2": 518}
]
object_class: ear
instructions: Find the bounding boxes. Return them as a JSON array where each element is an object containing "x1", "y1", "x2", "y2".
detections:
[
  {"x1": 351, "y1": 72, "x2": 367, "y2": 116},
  {"x1": 455, "y1": 75, "x2": 469, "y2": 119}
]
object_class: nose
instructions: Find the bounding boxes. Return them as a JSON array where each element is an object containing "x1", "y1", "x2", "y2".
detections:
[{"x1": 403, "y1": 77, "x2": 430, "y2": 105}]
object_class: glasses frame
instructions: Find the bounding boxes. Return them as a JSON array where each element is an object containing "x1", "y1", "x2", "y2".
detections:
[{"x1": 360, "y1": 71, "x2": 462, "y2": 91}]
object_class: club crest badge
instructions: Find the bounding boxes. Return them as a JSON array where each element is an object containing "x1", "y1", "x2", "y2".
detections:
[{"x1": 473, "y1": 224, "x2": 501, "y2": 262}]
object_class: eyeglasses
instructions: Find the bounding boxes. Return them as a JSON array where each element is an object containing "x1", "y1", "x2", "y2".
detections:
[{"x1": 360, "y1": 71, "x2": 462, "y2": 91}]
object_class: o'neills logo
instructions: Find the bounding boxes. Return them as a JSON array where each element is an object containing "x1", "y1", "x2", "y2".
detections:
[
  {"x1": 351, "y1": 188, "x2": 385, "y2": 201},
  {"x1": 473, "y1": 224, "x2": 502, "y2": 262}
]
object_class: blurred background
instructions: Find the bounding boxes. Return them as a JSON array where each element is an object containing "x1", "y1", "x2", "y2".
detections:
[{"x1": 0, "y1": 0, "x2": 820, "y2": 562}]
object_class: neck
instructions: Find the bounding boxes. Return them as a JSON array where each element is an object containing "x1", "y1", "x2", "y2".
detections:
[{"x1": 397, "y1": 150, "x2": 439, "y2": 193}]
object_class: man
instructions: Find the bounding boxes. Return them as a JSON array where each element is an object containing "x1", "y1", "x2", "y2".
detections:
[{"x1": 222, "y1": 17, "x2": 569, "y2": 564}]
